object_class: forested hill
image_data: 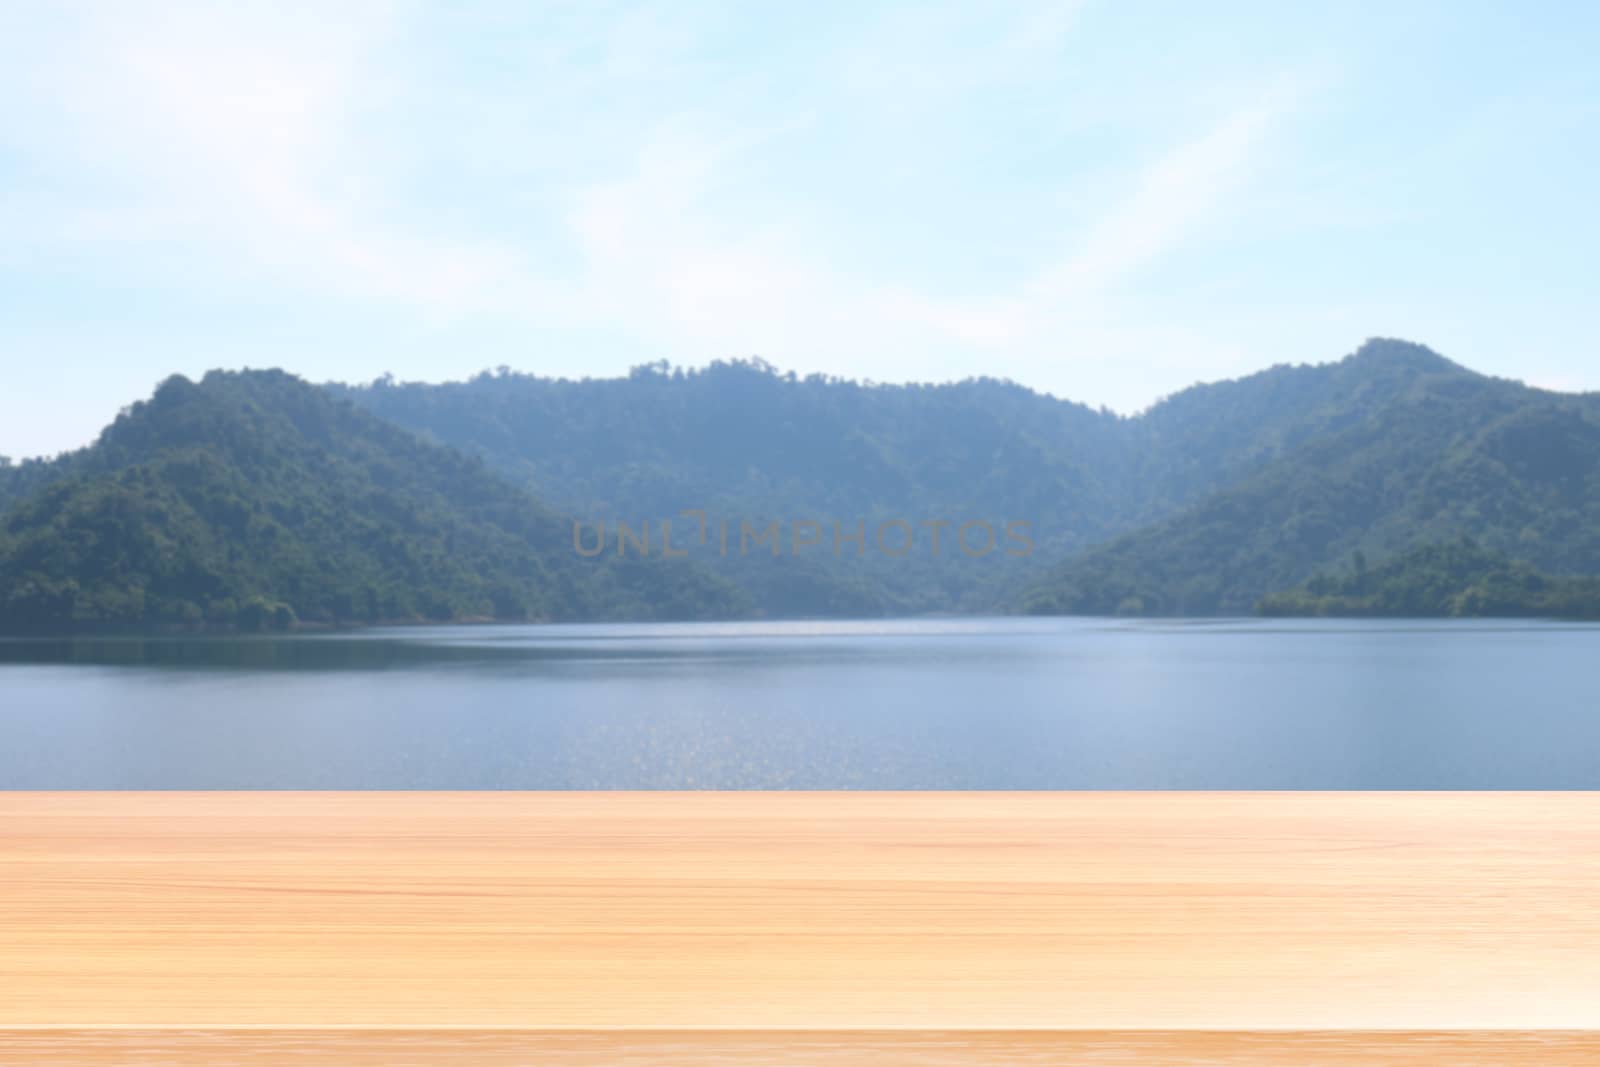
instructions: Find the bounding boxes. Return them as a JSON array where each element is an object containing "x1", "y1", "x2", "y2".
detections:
[
  {"x1": 334, "y1": 341, "x2": 1477, "y2": 534},
  {"x1": 5, "y1": 339, "x2": 1597, "y2": 628},
  {"x1": 336, "y1": 338, "x2": 1600, "y2": 617},
  {"x1": 0, "y1": 371, "x2": 746, "y2": 632},
  {"x1": 1258, "y1": 540, "x2": 1600, "y2": 619},
  {"x1": 1022, "y1": 347, "x2": 1600, "y2": 615},
  {"x1": 333, "y1": 360, "x2": 1133, "y2": 615}
]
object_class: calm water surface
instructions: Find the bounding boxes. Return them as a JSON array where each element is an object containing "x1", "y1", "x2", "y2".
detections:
[{"x1": 1, "y1": 618, "x2": 1596, "y2": 788}]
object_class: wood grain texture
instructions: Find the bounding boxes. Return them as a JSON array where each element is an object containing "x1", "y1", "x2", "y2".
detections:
[
  {"x1": 2, "y1": 793, "x2": 1598, "y2": 1042},
  {"x1": 4, "y1": 1031, "x2": 1600, "y2": 1066}
]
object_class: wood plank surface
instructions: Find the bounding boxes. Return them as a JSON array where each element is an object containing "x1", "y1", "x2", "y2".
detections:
[
  {"x1": 4, "y1": 1030, "x2": 1600, "y2": 1066},
  {"x1": 2, "y1": 792, "x2": 1598, "y2": 1061}
]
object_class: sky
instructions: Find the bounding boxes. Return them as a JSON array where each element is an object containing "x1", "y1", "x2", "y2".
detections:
[{"x1": 2, "y1": 1, "x2": 1597, "y2": 458}]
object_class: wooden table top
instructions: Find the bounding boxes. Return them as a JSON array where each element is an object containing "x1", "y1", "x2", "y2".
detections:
[{"x1": 2, "y1": 792, "x2": 1598, "y2": 1062}]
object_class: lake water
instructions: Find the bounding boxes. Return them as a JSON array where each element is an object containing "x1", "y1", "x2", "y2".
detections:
[{"x1": 1, "y1": 618, "x2": 1596, "y2": 789}]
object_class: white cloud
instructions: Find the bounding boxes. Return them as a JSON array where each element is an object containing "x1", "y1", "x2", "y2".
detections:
[
  {"x1": 841, "y1": 103, "x2": 1294, "y2": 373},
  {"x1": 1029, "y1": 99, "x2": 1288, "y2": 302},
  {"x1": 838, "y1": 0, "x2": 1087, "y2": 104},
  {"x1": 538, "y1": 78, "x2": 1296, "y2": 401},
  {"x1": 6, "y1": 0, "x2": 538, "y2": 316},
  {"x1": 1, "y1": 0, "x2": 1302, "y2": 416}
]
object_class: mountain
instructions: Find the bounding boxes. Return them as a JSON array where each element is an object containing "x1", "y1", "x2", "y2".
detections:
[
  {"x1": 5, "y1": 339, "x2": 1594, "y2": 628},
  {"x1": 1022, "y1": 342, "x2": 1600, "y2": 615},
  {"x1": 1125, "y1": 339, "x2": 1468, "y2": 505},
  {"x1": 339, "y1": 339, "x2": 1600, "y2": 618},
  {"x1": 0, "y1": 370, "x2": 746, "y2": 632},
  {"x1": 332, "y1": 350, "x2": 1441, "y2": 615},
  {"x1": 1258, "y1": 539, "x2": 1600, "y2": 619},
  {"x1": 333, "y1": 360, "x2": 1133, "y2": 615}
]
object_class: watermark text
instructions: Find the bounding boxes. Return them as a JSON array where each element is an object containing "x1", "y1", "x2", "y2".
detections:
[{"x1": 574, "y1": 510, "x2": 1033, "y2": 559}]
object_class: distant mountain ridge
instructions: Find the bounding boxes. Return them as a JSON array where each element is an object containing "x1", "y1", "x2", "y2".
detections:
[
  {"x1": 3, "y1": 339, "x2": 1597, "y2": 628},
  {"x1": 335, "y1": 338, "x2": 1600, "y2": 617},
  {"x1": 334, "y1": 359, "x2": 1128, "y2": 615}
]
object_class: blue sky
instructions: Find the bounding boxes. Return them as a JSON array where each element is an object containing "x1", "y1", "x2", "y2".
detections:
[{"x1": 2, "y1": 1, "x2": 1597, "y2": 458}]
